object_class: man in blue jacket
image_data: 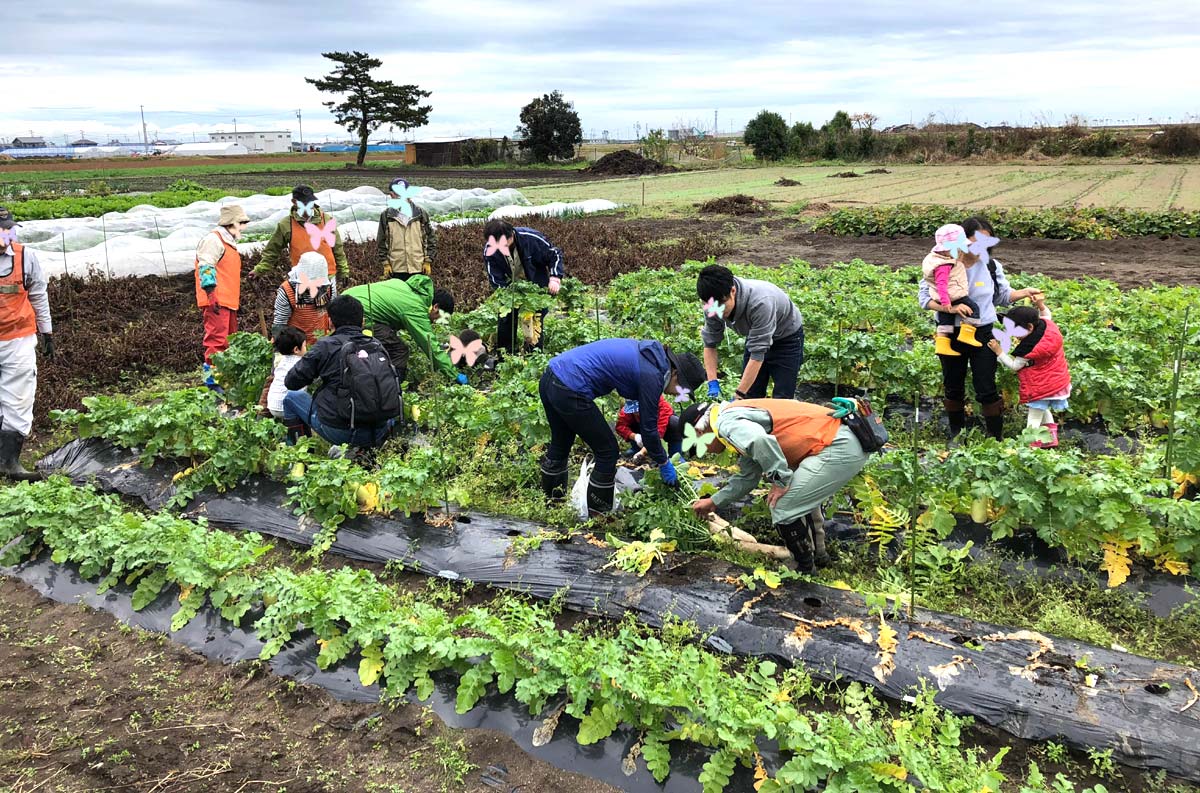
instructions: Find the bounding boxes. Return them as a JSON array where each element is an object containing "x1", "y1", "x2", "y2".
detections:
[
  {"x1": 539, "y1": 339, "x2": 706, "y2": 513},
  {"x1": 482, "y1": 219, "x2": 564, "y2": 354}
]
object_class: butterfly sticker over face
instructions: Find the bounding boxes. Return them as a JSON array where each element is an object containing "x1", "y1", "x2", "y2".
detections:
[
  {"x1": 993, "y1": 315, "x2": 1031, "y2": 355},
  {"x1": 703, "y1": 298, "x2": 725, "y2": 320},
  {"x1": 295, "y1": 199, "x2": 319, "y2": 219},
  {"x1": 295, "y1": 270, "x2": 328, "y2": 301},
  {"x1": 448, "y1": 335, "x2": 485, "y2": 367},
  {"x1": 304, "y1": 217, "x2": 337, "y2": 251},
  {"x1": 387, "y1": 182, "x2": 423, "y2": 218},
  {"x1": 673, "y1": 384, "x2": 693, "y2": 404},
  {"x1": 0, "y1": 227, "x2": 16, "y2": 248},
  {"x1": 484, "y1": 234, "x2": 511, "y2": 258},
  {"x1": 682, "y1": 422, "x2": 716, "y2": 458},
  {"x1": 969, "y1": 231, "x2": 1000, "y2": 266}
]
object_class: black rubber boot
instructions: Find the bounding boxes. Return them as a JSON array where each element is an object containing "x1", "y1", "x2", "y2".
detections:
[
  {"x1": 777, "y1": 516, "x2": 815, "y2": 573},
  {"x1": 981, "y1": 400, "x2": 1006, "y2": 441},
  {"x1": 585, "y1": 473, "x2": 616, "y2": 515},
  {"x1": 944, "y1": 398, "x2": 967, "y2": 439},
  {"x1": 0, "y1": 429, "x2": 40, "y2": 482},
  {"x1": 284, "y1": 421, "x2": 309, "y2": 446},
  {"x1": 540, "y1": 457, "x2": 569, "y2": 500},
  {"x1": 809, "y1": 510, "x2": 831, "y2": 568}
]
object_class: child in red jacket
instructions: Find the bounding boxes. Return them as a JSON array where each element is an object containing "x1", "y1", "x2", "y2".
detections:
[
  {"x1": 616, "y1": 396, "x2": 683, "y2": 457},
  {"x1": 988, "y1": 299, "x2": 1071, "y2": 448}
]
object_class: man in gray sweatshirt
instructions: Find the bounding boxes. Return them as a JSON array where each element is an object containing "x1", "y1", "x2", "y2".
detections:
[{"x1": 698, "y1": 264, "x2": 804, "y2": 400}]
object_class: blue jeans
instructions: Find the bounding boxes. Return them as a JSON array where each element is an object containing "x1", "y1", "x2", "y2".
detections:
[
  {"x1": 741, "y1": 328, "x2": 805, "y2": 399},
  {"x1": 282, "y1": 390, "x2": 394, "y2": 448}
]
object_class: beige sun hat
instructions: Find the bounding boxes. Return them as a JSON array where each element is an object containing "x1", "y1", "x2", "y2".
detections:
[{"x1": 218, "y1": 204, "x2": 251, "y2": 226}]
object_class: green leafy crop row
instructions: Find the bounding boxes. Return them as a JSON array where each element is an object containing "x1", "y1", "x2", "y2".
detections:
[
  {"x1": 811, "y1": 205, "x2": 1200, "y2": 240},
  {"x1": 0, "y1": 477, "x2": 1102, "y2": 793}
]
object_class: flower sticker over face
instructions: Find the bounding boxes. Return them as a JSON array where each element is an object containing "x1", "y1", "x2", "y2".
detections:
[
  {"x1": 484, "y1": 235, "x2": 511, "y2": 258},
  {"x1": 993, "y1": 315, "x2": 1031, "y2": 355},
  {"x1": 674, "y1": 384, "x2": 693, "y2": 403},
  {"x1": 448, "y1": 335, "x2": 485, "y2": 367},
  {"x1": 682, "y1": 422, "x2": 716, "y2": 458},
  {"x1": 0, "y1": 227, "x2": 16, "y2": 248},
  {"x1": 969, "y1": 231, "x2": 1000, "y2": 266},
  {"x1": 304, "y1": 217, "x2": 337, "y2": 250},
  {"x1": 703, "y1": 297, "x2": 725, "y2": 319}
]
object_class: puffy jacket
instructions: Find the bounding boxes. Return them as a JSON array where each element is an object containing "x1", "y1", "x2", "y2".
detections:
[
  {"x1": 1017, "y1": 319, "x2": 1072, "y2": 403},
  {"x1": 343, "y1": 276, "x2": 457, "y2": 380},
  {"x1": 548, "y1": 339, "x2": 671, "y2": 464},
  {"x1": 616, "y1": 395, "x2": 674, "y2": 442},
  {"x1": 484, "y1": 227, "x2": 564, "y2": 288},
  {"x1": 284, "y1": 324, "x2": 378, "y2": 430}
]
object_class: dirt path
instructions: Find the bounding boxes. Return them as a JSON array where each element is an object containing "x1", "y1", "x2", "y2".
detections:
[
  {"x1": 0, "y1": 578, "x2": 616, "y2": 793},
  {"x1": 625, "y1": 217, "x2": 1200, "y2": 288}
]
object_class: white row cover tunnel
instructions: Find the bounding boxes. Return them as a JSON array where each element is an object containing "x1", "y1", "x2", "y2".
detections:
[{"x1": 15, "y1": 186, "x2": 619, "y2": 279}]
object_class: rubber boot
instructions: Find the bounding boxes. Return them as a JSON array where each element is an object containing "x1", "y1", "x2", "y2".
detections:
[
  {"x1": 981, "y1": 400, "x2": 1006, "y2": 441},
  {"x1": 1038, "y1": 423, "x2": 1060, "y2": 449},
  {"x1": 0, "y1": 430, "x2": 40, "y2": 482},
  {"x1": 944, "y1": 399, "x2": 967, "y2": 439},
  {"x1": 539, "y1": 457, "x2": 569, "y2": 500},
  {"x1": 934, "y1": 335, "x2": 961, "y2": 357},
  {"x1": 809, "y1": 509, "x2": 831, "y2": 567},
  {"x1": 956, "y1": 323, "x2": 984, "y2": 347},
  {"x1": 585, "y1": 474, "x2": 616, "y2": 515},
  {"x1": 284, "y1": 421, "x2": 309, "y2": 446},
  {"x1": 777, "y1": 516, "x2": 815, "y2": 573}
]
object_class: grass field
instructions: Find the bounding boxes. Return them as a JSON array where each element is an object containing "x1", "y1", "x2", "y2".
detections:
[{"x1": 522, "y1": 163, "x2": 1200, "y2": 212}]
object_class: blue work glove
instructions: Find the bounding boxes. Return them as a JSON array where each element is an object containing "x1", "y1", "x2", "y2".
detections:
[
  {"x1": 659, "y1": 460, "x2": 678, "y2": 487},
  {"x1": 456, "y1": 373, "x2": 468, "y2": 385},
  {"x1": 707, "y1": 379, "x2": 721, "y2": 399}
]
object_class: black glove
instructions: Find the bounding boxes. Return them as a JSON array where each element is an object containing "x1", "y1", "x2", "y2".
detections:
[{"x1": 38, "y1": 333, "x2": 54, "y2": 359}]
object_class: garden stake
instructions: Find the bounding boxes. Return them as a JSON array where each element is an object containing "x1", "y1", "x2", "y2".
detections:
[
  {"x1": 834, "y1": 316, "x2": 843, "y2": 397},
  {"x1": 100, "y1": 214, "x2": 112, "y2": 277},
  {"x1": 907, "y1": 390, "x2": 921, "y2": 620},
  {"x1": 152, "y1": 215, "x2": 168, "y2": 276},
  {"x1": 60, "y1": 232, "x2": 68, "y2": 279},
  {"x1": 594, "y1": 294, "x2": 602, "y2": 341},
  {"x1": 1164, "y1": 305, "x2": 1190, "y2": 480}
]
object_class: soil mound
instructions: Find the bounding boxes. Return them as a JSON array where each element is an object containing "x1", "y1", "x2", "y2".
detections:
[
  {"x1": 828, "y1": 171, "x2": 862, "y2": 178},
  {"x1": 775, "y1": 177, "x2": 801, "y2": 186},
  {"x1": 585, "y1": 150, "x2": 674, "y2": 176},
  {"x1": 865, "y1": 168, "x2": 891, "y2": 174},
  {"x1": 698, "y1": 195, "x2": 771, "y2": 215}
]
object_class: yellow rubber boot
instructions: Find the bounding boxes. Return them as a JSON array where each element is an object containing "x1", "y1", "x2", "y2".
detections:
[
  {"x1": 935, "y1": 335, "x2": 961, "y2": 356},
  {"x1": 956, "y1": 323, "x2": 984, "y2": 347}
]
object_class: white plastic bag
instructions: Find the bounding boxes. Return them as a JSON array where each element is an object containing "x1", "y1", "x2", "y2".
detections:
[{"x1": 569, "y1": 456, "x2": 619, "y2": 519}]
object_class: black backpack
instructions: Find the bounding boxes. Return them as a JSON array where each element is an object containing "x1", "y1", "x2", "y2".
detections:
[
  {"x1": 835, "y1": 397, "x2": 889, "y2": 453},
  {"x1": 334, "y1": 337, "x2": 403, "y2": 428}
]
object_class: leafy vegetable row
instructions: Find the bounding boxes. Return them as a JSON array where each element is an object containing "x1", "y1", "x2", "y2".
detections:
[{"x1": 0, "y1": 477, "x2": 1101, "y2": 793}]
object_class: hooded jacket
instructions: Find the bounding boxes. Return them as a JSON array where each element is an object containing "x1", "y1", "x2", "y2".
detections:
[
  {"x1": 342, "y1": 276, "x2": 457, "y2": 380},
  {"x1": 1013, "y1": 319, "x2": 1072, "y2": 403},
  {"x1": 484, "y1": 227, "x2": 564, "y2": 288},
  {"x1": 283, "y1": 324, "x2": 376, "y2": 429}
]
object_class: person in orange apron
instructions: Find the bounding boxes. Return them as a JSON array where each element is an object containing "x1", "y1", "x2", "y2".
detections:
[
  {"x1": 271, "y1": 251, "x2": 335, "y2": 345},
  {"x1": 252, "y1": 185, "x2": 349, "y2": 280},
  {"x1": 0, "y1": 206, "x2": 54, "y2": 480},
  {"x1": 194, "y1": 204, "x2": 249, "y2": 381}
]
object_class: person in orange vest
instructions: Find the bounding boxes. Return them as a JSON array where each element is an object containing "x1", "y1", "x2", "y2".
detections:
[
  {"x1": 252, "y1": 185, "x2": 349, "y2": 280},
  {"x1": 0, "y1": 206, "x2": 53, "y2": 480},
  {"x1": 194, "y1": 204, "x2": 250, "y2": 381},
  {"x1": 688, "y1": 399, "x2": 869, "y2": 572},
  {"x1": 271, "y1": 251, "x2": 335, "y2": 345}
]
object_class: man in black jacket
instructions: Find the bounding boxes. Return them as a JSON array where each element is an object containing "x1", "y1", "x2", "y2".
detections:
[
  {"x1": 482, "y1": 219, "x2": 564, "y2": 354},
  {"x1": 282, "y1": 295, "x2": 397, "y2": 449}
]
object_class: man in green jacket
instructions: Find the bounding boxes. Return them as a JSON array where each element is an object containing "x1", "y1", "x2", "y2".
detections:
[
  {"x1": 252, "y1": 185, "x2": 350, "y2": 280},
  {"x1": 342, "y1": 275, "x2": 466, "y2": 385}
]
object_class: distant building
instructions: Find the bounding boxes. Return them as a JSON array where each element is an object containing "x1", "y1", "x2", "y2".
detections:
[
  {"x1": 11, "y1": 137, "x2": 47, "y2": 149},
  {"x1": 209, "y1": 130, "x2": 292, "y2": 154},
  {"x1": 71, "y1": 138, "x2": 97, "y2": 147},
  {"x1": 411, "y1": 137, "x2": 474, "y2": 166}
]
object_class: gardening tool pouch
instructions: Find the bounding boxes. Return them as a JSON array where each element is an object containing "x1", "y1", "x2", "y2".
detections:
[{"x1": 840, "y1": 398, "x2": 888, "y2": 453}]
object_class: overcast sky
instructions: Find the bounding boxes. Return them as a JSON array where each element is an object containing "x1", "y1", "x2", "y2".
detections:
[{"x1": 4, "y1": 0, "x2": 1198, "y2": 144}]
